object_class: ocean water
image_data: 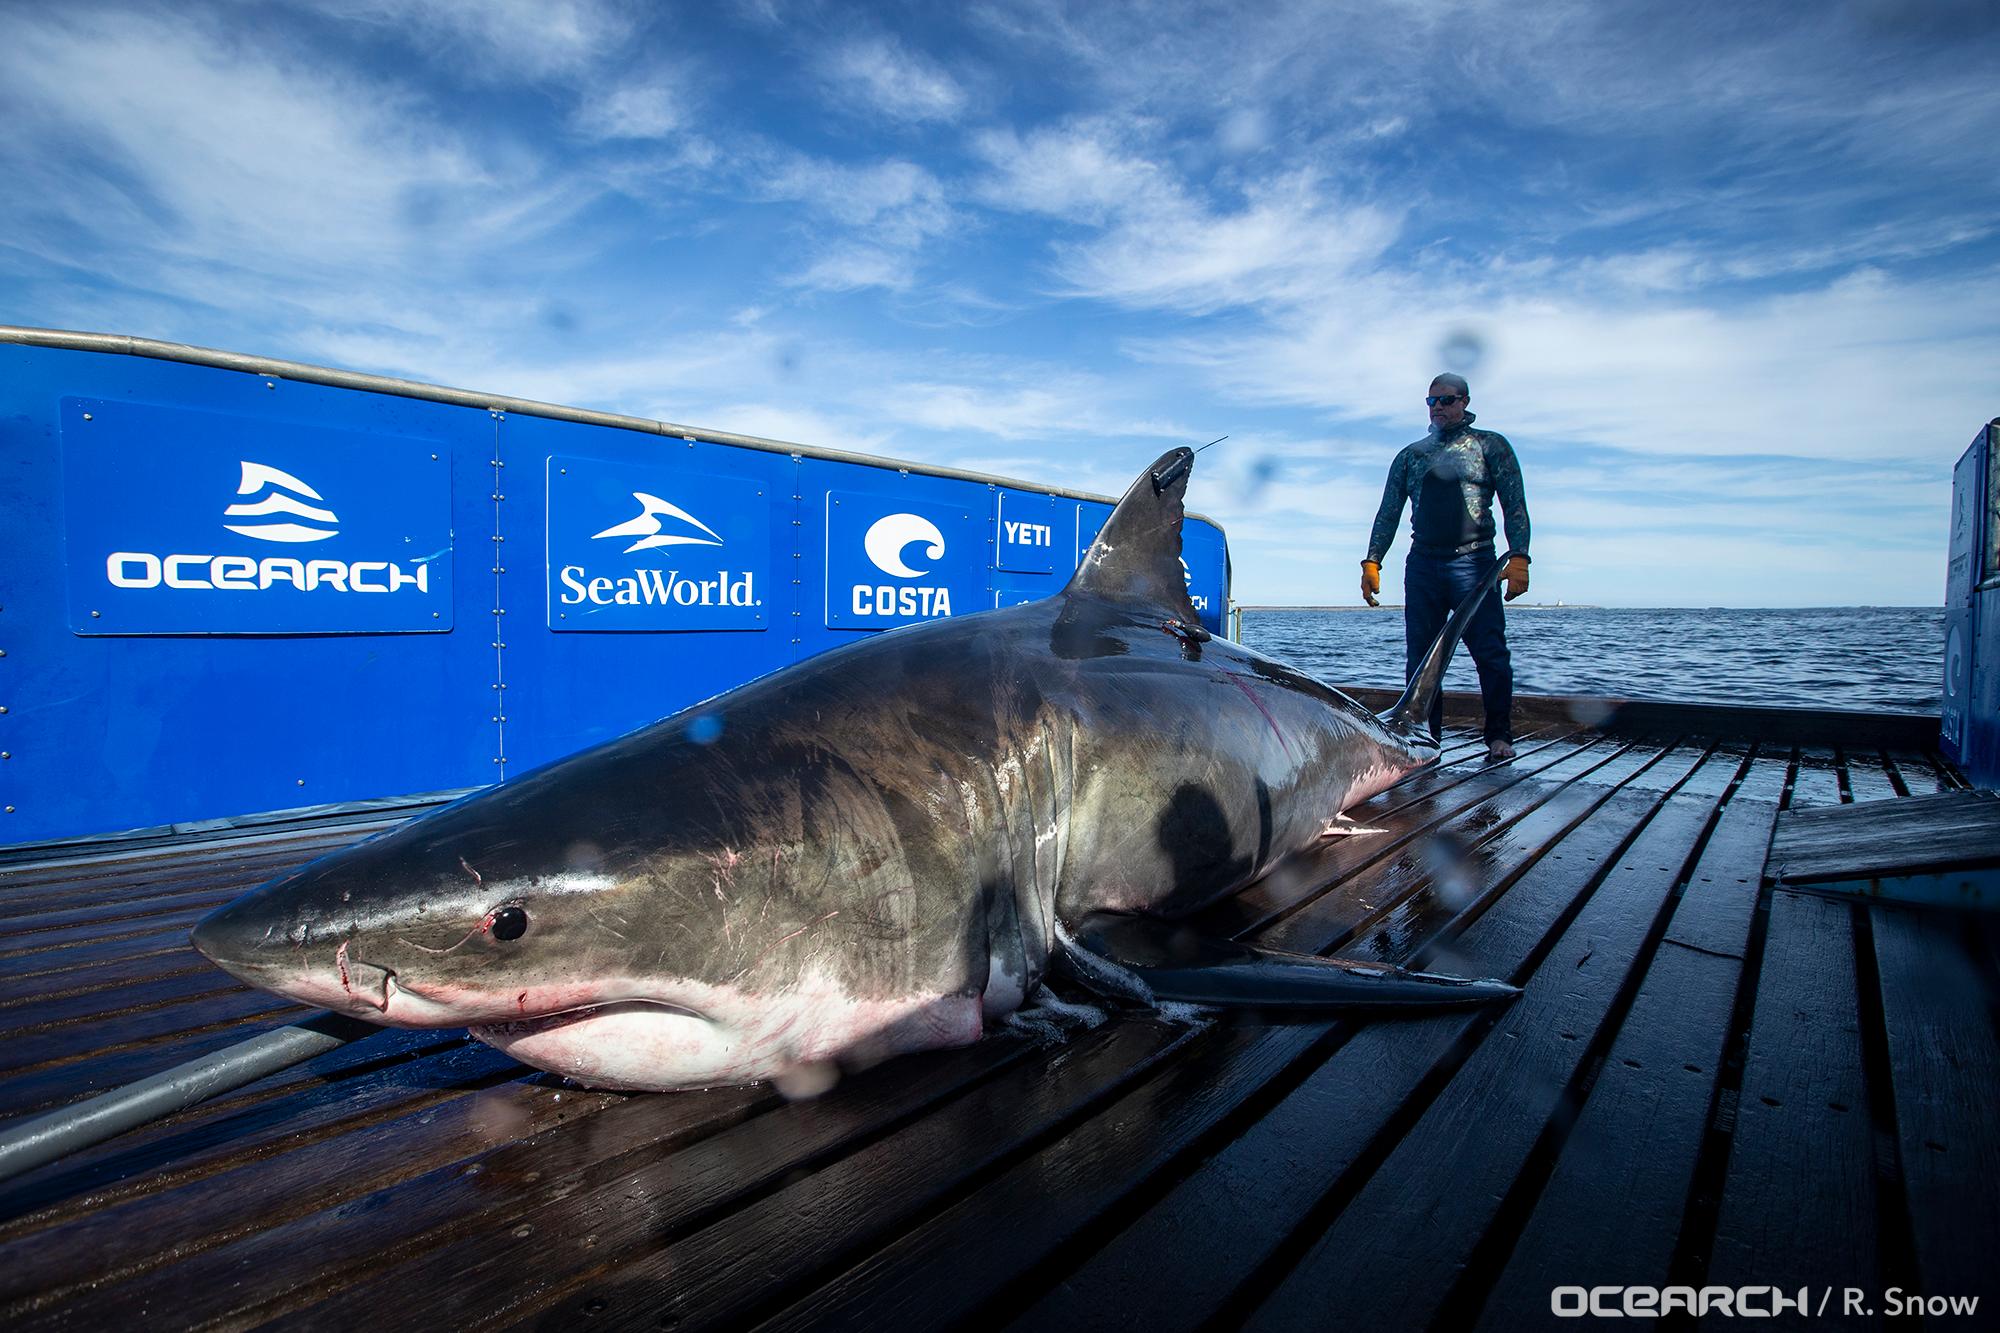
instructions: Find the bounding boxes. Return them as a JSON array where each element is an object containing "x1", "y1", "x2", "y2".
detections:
[{"x1": 1238, "y1": 606, "x2": 1944, "y2": 714}]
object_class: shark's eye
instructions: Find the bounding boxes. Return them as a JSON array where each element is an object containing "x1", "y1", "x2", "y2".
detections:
[{"x1": 490, "y1": 905, "x2": 528, "y2": 942}]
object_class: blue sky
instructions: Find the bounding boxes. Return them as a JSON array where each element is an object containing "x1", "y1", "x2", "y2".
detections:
[{"x1": 3, "y1": 0, "x2": 1995, "y2": 607}]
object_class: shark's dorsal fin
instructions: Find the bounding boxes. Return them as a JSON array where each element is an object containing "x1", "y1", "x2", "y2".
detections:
[{"x1": 1062, "y1": 447, "x2": 1203, "y2": 621}]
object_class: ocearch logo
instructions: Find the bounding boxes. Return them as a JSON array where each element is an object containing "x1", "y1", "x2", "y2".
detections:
[
  {"x1": 222, "y1": 461, "x2": 340, "y2": 543},
  {"x1": 1179, "y1": 555, "x2": 1210, "y2": 613},
  {"x1": 852, "y1": 512, "x2": 952, "y2": 618},
  {"x1": 102, "y1": 460, "x2": 430, "y2": 595}
]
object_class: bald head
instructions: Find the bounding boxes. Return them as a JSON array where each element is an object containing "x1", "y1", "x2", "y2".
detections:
[{"x1": 1427, "y1": 373, "x2": 1470, "y2": 431}]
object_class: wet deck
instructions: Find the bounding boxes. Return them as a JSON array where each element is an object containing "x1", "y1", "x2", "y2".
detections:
[{"x1": 2, "y1": 720, "x2": 1996, "y2": 1329}]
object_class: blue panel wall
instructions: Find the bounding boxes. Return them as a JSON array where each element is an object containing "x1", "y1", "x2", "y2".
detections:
[
  {"x1": 0, "y1": 345, "x2": 497, "y2": 842},
  {"x1": 1943, "y1": 436, "x2": 1981, "y2": 768},
  {"x1": 493, "y1": 414, "x2": 801, "y2": 775},
  {"x1": 0, "y1": 343, "x2": 1232, "y2": 844},
  {"x1": 1946, "y1": 422, "x2": 2000, "y2": 789}
]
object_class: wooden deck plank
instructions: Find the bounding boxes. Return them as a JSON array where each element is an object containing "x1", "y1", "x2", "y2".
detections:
[
  {"x1": 1469, "y1": 792, "x2": 1776, "y2": 1328},
  {"x1": 0, "y1": 953, "x2": 211, "y2": 1014},
  {"x1": 1255, "y1": 742, "x2": 1662, "y2": 960},
  {"x1": 1702, "y1": 889, "x2": 1877, "y2": 1304},
  {"x1": 0, "y1": 832, "x2": 369, "y2": 901},
  {"x1": 0, "y1": 1030, "x2": 490, "y2": 1221},
  {"x1": 1842, "y1": 749, "x2": 1904, "y2": 805},
  {"x1": 1770, "y1": 791, "x2": 2000, "y2": 883},
  {"x1": 997, "y1": 754, "x2": 1718, "y2": 1333},
  {"x1": 1, "y1": 1067, "x2": 776, "y2": 1327},
  {"x1": 0, "y1": 885, "x2": 246, "y2": 937},
  {"x1": 1261, "y1": 755, "x2": 1670, "y2": 977},
  {"x1": 0, "y1": 989, "x2": 308, "y2": 1078},
  {"x1": 1884, "y1": 750, "x2": 1952, "y2": 797},
  {"x1": 1870, "y1": 907, "x2": 2000, "y2": 1308},
  {"x1": 1253, "y1": 781, "x2": 1772, "y2": 1332},
  {"x1": 0, "y1": 927, "x2": 200, "y2": 984},
  {"x1": 0, "y1": 968, "x2": 254, "y2": 1043},
  {"x1": 292, "y1": 1023, "x2": 1192, "y2": 1332},
  {"x1": 0, "y1": 1013, "x2": 343, "y2": 1121},
  {"x1": 1791, "y1": 748, "x2": 1845, "y2": 808},
  {"x1": 0, "y1": 903, "x2": 219, "y2": 965},
  {"x1": 0, "y1": 841, "x2": 341, "y2": 913}
]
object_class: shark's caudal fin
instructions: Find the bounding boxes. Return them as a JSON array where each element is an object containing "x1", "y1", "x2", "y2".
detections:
[
  {"x1": 1064, "y1": 912, "x2": 1520, "y2": 1010},
  {"x1": 1063, "y1": 447, "x2": 1203, "y2": 622},
  {"x1": 1379, "y1": 551, "x2": 1509, "y2": 736}
]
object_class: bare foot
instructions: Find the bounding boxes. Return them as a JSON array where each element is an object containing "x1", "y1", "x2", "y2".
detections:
[{"x1": 1486, "y1": 739, "x2": 1516, "y2": 762}]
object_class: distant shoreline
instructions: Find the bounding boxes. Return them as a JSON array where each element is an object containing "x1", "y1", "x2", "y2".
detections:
[
  {"x1": 1234, "y1": 604, "x2": 1935, "y2": 613},
  {"x1": 1235, "y1": 603, "x2": 1602, "y2": 612}
]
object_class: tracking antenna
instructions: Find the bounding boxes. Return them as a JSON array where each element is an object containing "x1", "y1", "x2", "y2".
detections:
[{"x1": 1150, "y1": 436, "x2": 1228, "y2": 494}]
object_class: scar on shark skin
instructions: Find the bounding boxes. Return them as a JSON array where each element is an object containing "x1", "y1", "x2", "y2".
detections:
[
  {"x1": 399, "y1": 919, "x2": 487, "y2": 955},
  {"x1": 460, "y1": 857, "x2": 483, "y2": 887},
  {"x1": 1221, "y1": 666, "x2": 1294, "y2": 761},
  {"x1": 735, "y1": 910, "x2": 841, "y2": 983}
]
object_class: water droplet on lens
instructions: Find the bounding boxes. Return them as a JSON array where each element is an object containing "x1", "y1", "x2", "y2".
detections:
[
  {"x1": 688, "y1": 714, "x2": 724, "y2": 745},
  {"x1": 1437, "y1": 327, "x2": 1487, "y2": 373}
]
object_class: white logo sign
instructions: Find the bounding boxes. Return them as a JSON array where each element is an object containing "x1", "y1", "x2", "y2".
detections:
[
  {"x1": 864, "y1": 513, "x2": 946, "y2": 578},
  {"x1": 847, "y1": 511, "x2": 952, "y2": 619},
  {"x1": 559, "y1": 490, "x2": 757, "y2": 612},
  {"x1": 591, "y1": 492, "x2": 725, "y2": 554},
  {"x1": 223, "y1": 461, "x2": 340, "y2": 543},
  {"x1": 1180, "y1": 556, "x2": 1210, "y2": 612},
  {"x1": 103, "y1": 459, "x2": 429, "y2": 595},
  {"x1": 1003, "y1": 520, "x2": 1053, "y2": 547}
]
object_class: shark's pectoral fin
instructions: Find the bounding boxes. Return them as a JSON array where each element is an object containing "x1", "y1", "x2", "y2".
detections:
[{"x1": 1063, "y1": 912, "x2": 1519, "y2": 1011}]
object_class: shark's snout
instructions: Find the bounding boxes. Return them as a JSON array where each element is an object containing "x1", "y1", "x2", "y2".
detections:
[
  {"x1": 191, "y1": 890, "x2": 394, "y2": 1017},
  {"x1": 189, "y1": 894, "x2": 276, "y2": 980}
]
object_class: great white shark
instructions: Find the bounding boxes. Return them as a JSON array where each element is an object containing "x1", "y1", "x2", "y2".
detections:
[{"x1": 191, "y1": 447, "x2": 1517, "y2": 1091}]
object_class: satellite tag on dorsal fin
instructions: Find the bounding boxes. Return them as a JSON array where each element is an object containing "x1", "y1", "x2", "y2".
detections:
[{"x1": 1061, "y1": 447, "x2": 1202, "y2": 620}]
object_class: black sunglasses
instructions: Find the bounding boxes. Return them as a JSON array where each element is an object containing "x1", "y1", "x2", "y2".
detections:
[{"x1": 1425, "y1": 394, "x2": 1464, "y2": 407}]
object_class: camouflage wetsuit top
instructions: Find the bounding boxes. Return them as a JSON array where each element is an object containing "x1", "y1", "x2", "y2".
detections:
[{"x1": 1365, "y1": 411, "x2": 1532, "y2": 564}]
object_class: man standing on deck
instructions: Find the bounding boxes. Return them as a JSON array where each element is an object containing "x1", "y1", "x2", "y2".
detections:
[{"x1": 1361, "y1": 373, "x2": 1532, "y2": 761}]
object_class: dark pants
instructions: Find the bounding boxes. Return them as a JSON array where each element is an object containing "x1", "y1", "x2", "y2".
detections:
[{"x1": 1403, "y1": 549, "x2": 1512, "y2": 743}]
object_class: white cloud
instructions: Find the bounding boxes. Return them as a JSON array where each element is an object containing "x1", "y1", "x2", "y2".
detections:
[
  {"x1": 0, "y1": 9, "x2": 494, "y2": 271},
  {"x1": 757, "y1": 157, "x2": 950, "y2": 242},
  {"x1": 974, "y1": 120, "x2": 1172, "y2": 223},
  {"x1": 975, "y1": 121, "x2": 1401, "y2": 311},
  {"x1": 821, "y1": 36, "x2": 967, "y2": 123},
  {"x1": 792, "y1": 245, "x2": 919, "y2": 294},
  {"x1": 573, "y1": 76, "x2": 691, "y2": 141},
  {"x1": 292, "y1": 0, "x2": 632, "y2": 83}
]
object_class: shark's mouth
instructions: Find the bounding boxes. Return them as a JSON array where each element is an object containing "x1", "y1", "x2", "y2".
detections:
[
  {"x1": 471, "y1": 998, "x2": 713, "y2": 1038},
  {"x1": 468, "y1": 1001, "x2": 740, "y2": 1092}
]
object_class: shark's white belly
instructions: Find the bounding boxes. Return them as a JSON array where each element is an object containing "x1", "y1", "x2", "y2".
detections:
[{"x1": 469, "y1": 971, "x2": 985, "y2": 1093}]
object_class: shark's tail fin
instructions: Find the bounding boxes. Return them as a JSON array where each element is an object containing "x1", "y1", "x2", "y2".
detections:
[{"x1": 1379, "y1": 551, "x2": 1511, "y2": 736}]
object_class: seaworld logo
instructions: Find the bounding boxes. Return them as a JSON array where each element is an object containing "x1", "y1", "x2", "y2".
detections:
[
  {"x1": 559, "y1": 491, "x2": 758, "y2": 610},
  {"x1": 558, "y1": 566, "x2": 757, "y2": 608},
  {"x1": 590, "y1": 492, "x2": 724, "y2": 554}
]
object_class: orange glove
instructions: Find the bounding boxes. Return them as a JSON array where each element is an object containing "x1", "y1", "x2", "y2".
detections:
[
  {"x1": 1360, "y1": 560, "x2": 1381, "y2": 607},
  {"x1": 1502, "y1": 554, "x2": 1530, "y2": 602}
]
